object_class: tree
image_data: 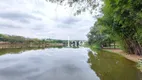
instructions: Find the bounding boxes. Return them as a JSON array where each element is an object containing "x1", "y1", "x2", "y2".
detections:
[
  {"x1": 46, "y1": 0, "x2": 102, "y2": 16},
  {"x1": 47, "y1": 0, "x2": 142, "y2": 55},
  {"x1": 87, "y1": 21, "x2": 115, "y2": 48},
  {"x1": 98, "y1": 0, "x2": 142, "y2": 55}
]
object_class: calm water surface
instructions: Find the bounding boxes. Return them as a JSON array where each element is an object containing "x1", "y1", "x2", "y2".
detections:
[{"x1": 0, "y1": 48, "x2": 141, "y2": 80}]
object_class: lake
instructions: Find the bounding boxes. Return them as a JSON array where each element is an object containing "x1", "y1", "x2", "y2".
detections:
[{"x1": 0, "y1": 47, "x2": 141, "y2": 80}]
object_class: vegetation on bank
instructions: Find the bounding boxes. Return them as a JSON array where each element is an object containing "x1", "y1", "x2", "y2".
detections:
[
  {"x1": 138, "y1": 59, "x2": 142, "y2": 71},
  {"x1": 87, "y1": 0, "x2": 142, "y2": 55},
  {"x1": 0, "y1": 34, "x2": 67, "y2": 46}
]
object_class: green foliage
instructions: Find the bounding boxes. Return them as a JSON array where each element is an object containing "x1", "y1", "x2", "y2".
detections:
[
  {"x1": 0, "y1": 34, "x2": 26, "y2": 43},
  {"x1": 87, "y1": 0, "x2": 142, "y2": 55},
  {"x1": 0, "y1": 34, "x2": 65, "y2": 44},
  {"x1": 87, "y1": 21, "x2": 116, "y2": 48},
  {"x1": 97, "y1": 0, "x2": 142, "y2": 55},
  {"x1": 103, "y1": 0, "x2": 142, "y2": 39},
  {"x1": 137, "y1": 59, "x2": 142, "y2": 71}
]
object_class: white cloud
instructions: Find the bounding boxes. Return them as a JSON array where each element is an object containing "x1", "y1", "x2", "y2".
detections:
[{"x1": 0, "y1": 0, "x2": 96, "y2": 40}]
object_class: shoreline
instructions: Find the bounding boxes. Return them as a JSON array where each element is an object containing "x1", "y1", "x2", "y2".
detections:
[
  {"x1": 0, "y1": 43, "x2": 64, "y2": 49},
  {"x1": 103, "y1": 49, "x2": 142, "y2": 72}
]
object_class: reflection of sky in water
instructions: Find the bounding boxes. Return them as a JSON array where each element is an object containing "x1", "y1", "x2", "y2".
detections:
[{"x1": 0, "y1": 48, "x2": 100, "y2": 80}]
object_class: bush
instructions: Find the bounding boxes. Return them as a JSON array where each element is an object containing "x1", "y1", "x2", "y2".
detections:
[{"x1": 137, "y1": 59, "x2": 142, "y2": 71}]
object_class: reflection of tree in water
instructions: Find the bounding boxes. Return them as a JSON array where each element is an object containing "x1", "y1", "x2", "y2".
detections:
[
  {"x1": 87, "y1": 51, "x2": 142, "y2": 80},
  {"x1": 0, "y1": 46, "x2": 63, "y2": 55},
  {"x1": 0, "y1": 48, "x2": 44, "y2": 55}
]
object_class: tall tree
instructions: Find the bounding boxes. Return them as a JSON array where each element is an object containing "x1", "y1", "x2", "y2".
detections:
[
  {"x1": 87, "y1": 21, "x2": 116, "y2": 48},
  {"x1": 98, "y1": 0, "x2": 142, "y2": 55}
]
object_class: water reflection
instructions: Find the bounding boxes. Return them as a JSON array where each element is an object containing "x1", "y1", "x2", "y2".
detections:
[
  {"x1": 0, "y1": 48, "x2": 141, "y2": 80},
  {"x1": 0, "y1": 48, "x2": 99, "y2": 80},
  {"x1": 0, "y1": 46, "x2": 63, "y2": 56},
  {"x1": 87, "y1": 50, "x2": 142, "y2": 80}
]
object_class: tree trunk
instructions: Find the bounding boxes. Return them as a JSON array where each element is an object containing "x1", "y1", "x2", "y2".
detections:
[
  {"x1": 114, "y1": 42, "x2": 116, "y2": 49},
  {"x1": 124, "y1": 39, "x2": 142, "y2": 55}
]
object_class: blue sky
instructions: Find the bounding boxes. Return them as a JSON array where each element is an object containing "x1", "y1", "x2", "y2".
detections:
[{"x1": 0, "y1": 0, "x2": 99, "y2": 40}]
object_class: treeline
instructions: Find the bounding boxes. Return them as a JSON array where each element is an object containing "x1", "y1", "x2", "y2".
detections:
[
  {"x1": 88, "y1": 0, "x2": 142, "y2": 55},
  {"x1": 47, "y1": 0, "x2": 142, "y2": 55},
  {"x1": 0, "y1": 34, "x2": 67, "y2": 44}
]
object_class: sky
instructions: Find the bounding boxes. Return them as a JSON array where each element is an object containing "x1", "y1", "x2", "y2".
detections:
[{"x1": 0, "y1": 0, "x2": 98, "y2": 40}]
